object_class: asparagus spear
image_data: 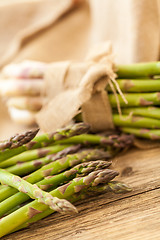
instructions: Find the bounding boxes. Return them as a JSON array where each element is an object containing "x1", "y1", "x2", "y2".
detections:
[
  {"x1": 4, "y1": 144, "x2": 81, "y2": 176},
  {"x1": 113, "y1": 114, "x2": 160, "y2": 129},
  {"x1": 38, "y1": 160, "x2": 112, "y2": 190},
  {"x1": 12, "y1": 181, "x2": 131, "y2": 233},
  {"x1": 5, "y1": 157, "x2": 56, "y2": 176},
  {"x1": 0, "y1": 145, "x2": 71, "y2": 168},
  {"x1": 0, "y1": 184, "x2": 6, "y2": 190},
  {"x1": 116, "y1": 62, "x2": 160, "y2": 78},
  {"x1": 23, "y1": 149, "x2": 111, "y2": 182},
  {"x1": 0, "y1": 123, "x2": 90, "y2": 162},
  {"x1": 56, "y1": 133, "x2": 134, "y2": 149},
  {"x1": 0, "y1": 128, "x2": 39, "y2": 151},
  {"x1": 0, "y1": 169, "x2": 118, "y2": 237},
  {"x1": 121, "y1": 127, "x2": 160, "y2": 140},
  {"x1": 0, "y1": 149, "x2": 110, "y2": 202},
  {"x1": 0, "y1": 160, "x2": 111, "y2": 218},
  {"x1": 0, "y1": 169, "x2": 77, "y2": 214},
  {"x1": 120, "y1": 106, "x2": 160, "y2": 120},
  {"x1": 109, "y1": 92, "x2": 160, "y2": 107},
  {"x1": 108, "y1": 79, "x2": 160, "y2": 92},
  {"x1": 85, "y1": 181, "x2": 132, "y2": 194}
]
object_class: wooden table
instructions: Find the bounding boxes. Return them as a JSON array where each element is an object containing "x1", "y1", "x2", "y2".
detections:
[{"x1": 2, "y1": 147, "x2": 160, "y2": 240}]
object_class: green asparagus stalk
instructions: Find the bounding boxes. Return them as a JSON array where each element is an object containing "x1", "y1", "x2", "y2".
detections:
[
  {"x1": 4, "y1": 144, "x2": 81, "y2": 176},
  {"x1": 0, "y1": 169, "x2": 77, "y2": 215},
  {"x1": 109, "y1": 92, "x2": 160, "y2": 107},
  {"x1": 23, "y1": 149, "x2": 111, "y2": 182},
  {"x1": 0, "y1": 169, "x2": 118, "y2": 237},
  {"x1": 37, "y1": 160, "x2": 112, "y2": 190},
  {"x1": 5, "y1": 157, "x2": 55, "y2": 176},
  {"x1": 113, "y1": 114, "x2": 160, "y2": 129},
  {"x1": 0, "y1": 123, "x2": 90, "y2": 162},
  {"x1": 0, "y1": 145, "x2": 71, "y2": 168},
  {"x1": 119, "y1": 106, "x2": 160, "y2": 120},
  {"x1": 32, "y1": 122, "x2": 90, "y2": 143},
  {"x1": 116, "y1": 62, "x2": 160, "y2": 78},
  {"x1": 108, "y1": 79, "x2": 160, "y2": 93},
  {"x1": 85, "y1": 181, "x2": 132, "y2": 194},
  {"x1": 0, "y1": 184, "x2": 6, "y2": 190},
  {"x1": 56, "y1": 133, "x2": 134, "y2": 149},
  {"x1": 12, "y1": 180, "x2": 131, "y2": 233},
  {"x1": 0, "y1": 128, "x2": 39, "y2": 151},
  {"x1": 4, "y1": 205, "x2": 25, "y2": 217},
  {"x1": 0, "y1": 149, "x2": 110, "y2": 202},
  {"x1": 0, "y1": 160, "x2": 111, "y2": 218},
  {"x1": 121, "y1": 127, "x2": 160, "y2": 140}
]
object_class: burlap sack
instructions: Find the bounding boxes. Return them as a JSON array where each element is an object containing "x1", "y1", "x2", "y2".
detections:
[{"x1": 36, "y1": 42, "x2": 116, "y2": 132}]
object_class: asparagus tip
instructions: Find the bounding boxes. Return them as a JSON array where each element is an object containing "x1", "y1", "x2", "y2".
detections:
[
  {"x1": 0, "y1": 128, "x2": 39, "y2": 150},
  {"x1": 55, "y1": 198, "x2": 78, "y2": 215},
  {"x1": 108, "y1": 181, "x2": 132, "y2": 193}
]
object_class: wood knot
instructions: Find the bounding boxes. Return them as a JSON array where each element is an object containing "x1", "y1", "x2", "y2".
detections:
[{"x1": 121, "y1": 166, "x2": 133, "y2": 177}]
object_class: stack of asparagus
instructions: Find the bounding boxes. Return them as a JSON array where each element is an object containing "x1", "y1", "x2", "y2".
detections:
[
  {"x1": 2, "y1": 60, "x2": 160, "y2": 140},
  {"x1": 0, "y1": 123, "x2": 132, "y2": 238},
  {"x1": 108, "y1": 62, "x2": 160, "y2": 140}
]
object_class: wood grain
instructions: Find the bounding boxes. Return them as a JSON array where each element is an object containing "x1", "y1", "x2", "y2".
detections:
[{"x1": 2, "y1": 147, "x2": 160, "y2": 240}]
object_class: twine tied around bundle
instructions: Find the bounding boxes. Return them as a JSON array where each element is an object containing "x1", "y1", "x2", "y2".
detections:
[{"x1": 36, "y1": 42, "x2": 127, "y2": 132}]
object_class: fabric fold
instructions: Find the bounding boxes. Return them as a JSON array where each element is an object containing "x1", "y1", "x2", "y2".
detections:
[{"x1": 36, "y1": 42, "x2": 116, "y2": 132}]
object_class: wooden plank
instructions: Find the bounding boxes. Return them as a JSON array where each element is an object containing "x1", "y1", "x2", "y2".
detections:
[
  {"x1": 6, "y1": 189, "x2": 159, "y2": 240},
  {"x1": 2, "y1": 147, "x2": 160, "y2": 240}
]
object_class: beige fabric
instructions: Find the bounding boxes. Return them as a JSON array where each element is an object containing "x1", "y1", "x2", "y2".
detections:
[
  {"x1": 1, "y1": 0, "x2": 160, "y2": 68},
  {"x1": 36, "y1": 42, "x2": 115, "y2": 132},
  {"x1": 0, "y1": 0, "x2": 90, "y2": 69},
  {"x1": 89, "y1": 0, "x2": 160, "y2": 64}
]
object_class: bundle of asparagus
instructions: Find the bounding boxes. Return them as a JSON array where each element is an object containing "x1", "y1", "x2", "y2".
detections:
[
  {"x1": 2, "y1": 61, "x2": 160, "y2": 140},
  {"x1": 0, "y1": 123, "x2": 132, "y2": 238},
  {"x1": 107, "y1": 62, "x2": 160, "y2": 140}
]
